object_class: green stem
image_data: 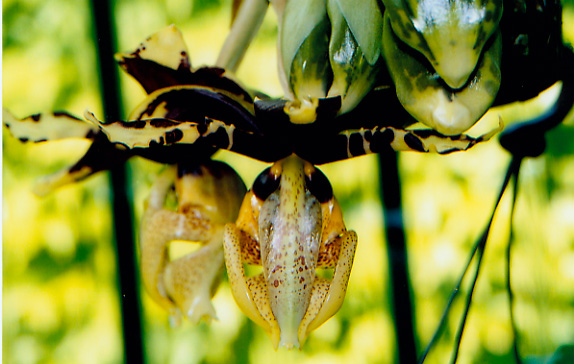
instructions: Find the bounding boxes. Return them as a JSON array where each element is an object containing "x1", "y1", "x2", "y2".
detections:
[{"x1": 216, "y1": 0, "x2": 269, "y2": 72}]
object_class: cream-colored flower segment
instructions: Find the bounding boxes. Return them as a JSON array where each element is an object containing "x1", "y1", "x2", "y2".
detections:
[
  {"x1": 2, "y1": 109, "x2": 102, "y2": 197},
  {"x1": 140, "y1": 161, "x2": 246, "y2": 325},
  {"x1": 223, "y1": 155, "x2": 357, "y2": 349},
  {"x1": 115, "y1": 24, "x2": 191, "y2": 71}
]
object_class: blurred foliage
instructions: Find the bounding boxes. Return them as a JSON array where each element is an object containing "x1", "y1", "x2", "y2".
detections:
[{"x1": 3, "y1": 1, "x2": 574, "y2": 364}]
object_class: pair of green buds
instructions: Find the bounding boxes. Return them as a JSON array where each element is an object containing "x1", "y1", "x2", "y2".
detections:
[
  {"x1": 278, "y1": 0, "x2": 504, "y2": 136},
  {"x1": 279, "y1": 0, "x2": 384, "y2": 116}
]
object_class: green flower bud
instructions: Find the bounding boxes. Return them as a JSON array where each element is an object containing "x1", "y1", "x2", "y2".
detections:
[
  {"x1": 382, "y1": 13, "x2": 502, "y2": 135},
  {"x1": 279, "y1": 0, "x2": 385, "y2": 117},
  {"x1": 327, "y1": 0, "x2": 383, "y2": 113},
  {"x1": 289, "y1": 17, "x2": 332, "y2": 99},
  {"x1": 280, "y1": 0, "x2": 332, "y2": 100},
  {"x1": 382, "y1": 0, "x2": 503, "y2": 90}
]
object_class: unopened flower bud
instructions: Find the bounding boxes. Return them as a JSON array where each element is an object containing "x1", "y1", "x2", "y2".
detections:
[
  {"x1": 327, "y1": 0, "x2": 384, "y2": 113},
  {"x1": 280, "y1": 0, "x2": 332, "y2": 100},
  {"x1": 279, "y1": 0, "x2": 385, "y2": 117}
]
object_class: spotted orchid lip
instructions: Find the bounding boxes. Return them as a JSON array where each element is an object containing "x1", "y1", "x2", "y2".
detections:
[
  {"x1": 258, "y1": 156, "x2": 321, "y2": 348},
  {"x1": 223, "y1": 155, "x2": 358, "y2": 349}
]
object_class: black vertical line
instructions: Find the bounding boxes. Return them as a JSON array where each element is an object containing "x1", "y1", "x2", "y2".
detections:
[
  {"x1": 448, "y1": 157, "x2": 522, "y2": 364},
  {"x1": 89, "y1": 1, "x2": 145, "y2": 363},
  {"x1": 378, "y1": 151, "x2": 418, "y2": 364},
  {"x1": 506, "y1": 163, "x2": 522, "y2": 364},
  {"x1": 416, "y1": 157, "x2": 521, "y2": 364}
]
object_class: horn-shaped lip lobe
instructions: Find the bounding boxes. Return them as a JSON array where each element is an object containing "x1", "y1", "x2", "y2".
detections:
[
  {"x1": 304, "y1": 166, "x2": 333, "y2": 203},
  {"x1": 252, "y1": 160, "x2": 334, "y2": 204},
  {"x1": 252, "y1": 167, "x2": 281, "y2": 201}
]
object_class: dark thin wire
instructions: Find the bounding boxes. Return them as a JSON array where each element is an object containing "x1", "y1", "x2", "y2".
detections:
[
  {"x1": 418, "y1": 157, "x2": 522, "y2": 364},
  {"x1": 89, "y1": 1, "x2": 145, "y2": 363},
  {"x1": 378, "y1": 150, "x2": 418, "y2": 364},
  {"x1": 506, "y1": 161, "x2": 523, "y2": 364},
  {"x1": 448, "y1": 157, "x2": 522, "y2": 364}
]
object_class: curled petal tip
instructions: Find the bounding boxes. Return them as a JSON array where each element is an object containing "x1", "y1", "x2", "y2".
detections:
[
  {"x1": 185, "y1": 295, "x2": 218, "y2": 325},
  {"x1": 482, "y1": 117, "x2": 504, "y2": 141},
  {"x1": 83, "y1": 110, "x2": 100, "y2": 126},
  {"x1": 113, "y1": 52, "x2": 125, "y2": 62},
  {"x1": 269, "y1": 326, "x2": 282, "y2": 351},
  {"x1": 284, "y1": 97, "x2": 319, "y2": 124}
]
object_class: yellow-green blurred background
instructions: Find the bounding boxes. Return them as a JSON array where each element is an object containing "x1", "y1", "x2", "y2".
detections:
[{"x1": 3, "y1": 1, "x2": 574, "y2": 363}]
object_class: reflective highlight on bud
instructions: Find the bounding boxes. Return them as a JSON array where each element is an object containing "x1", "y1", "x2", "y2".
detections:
[{"x1": 326, "y1": 0, "x2": 383, "y2": 113}]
